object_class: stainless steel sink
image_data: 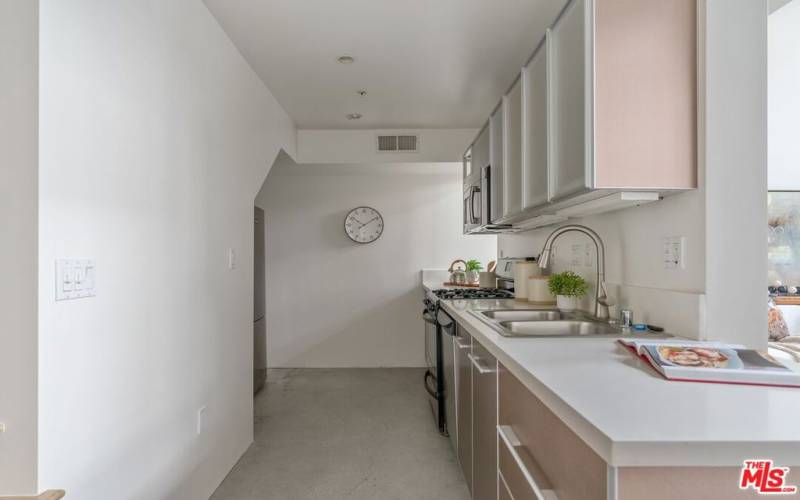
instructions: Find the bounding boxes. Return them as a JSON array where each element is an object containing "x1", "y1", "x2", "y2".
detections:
[
  {"x1": 499, "y1": 320, "x2": 619, "y2": 337},
  {"x1": 469, "y1": 309, "x2": 671, "y2": 339},
  {"x1": 480, "y1": 310, "x2": 561, "y2": 321}
]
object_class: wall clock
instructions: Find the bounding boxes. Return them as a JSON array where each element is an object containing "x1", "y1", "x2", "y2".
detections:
[{"x1": 344, "y1": 206, "x2": 384, "y2": 244}]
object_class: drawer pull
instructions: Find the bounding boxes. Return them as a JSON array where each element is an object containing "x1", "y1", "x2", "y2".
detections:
[
  {"x1": 454, "y1": 337, "x2": 471, "y2": 349},
  {"x1": 467, "y1": 353, "x2": 494, "y2": 374},
  {"x1": 497, "y1": 425, "x2": 558, "y2": 500}
]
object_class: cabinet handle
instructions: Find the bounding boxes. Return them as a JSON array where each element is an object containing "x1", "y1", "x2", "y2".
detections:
[
  {"x1": 497, "y1": 425, "x2": 556, "y2": 500},
  {"x1": 454, "y1": 338, "x2": 471, "y2": 349},
  {"x1": 467, "y1": 353, "x2": 494, "y2": 374}
]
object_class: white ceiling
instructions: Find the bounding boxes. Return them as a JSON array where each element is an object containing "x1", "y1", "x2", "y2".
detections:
[{"x1": 204, "y1": 0, "x2": 568, "y2": 129}]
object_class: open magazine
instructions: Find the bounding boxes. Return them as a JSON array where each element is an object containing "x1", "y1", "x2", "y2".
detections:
[{"x1": 619, "y1": 339, "x2": 800, "y2": 388}]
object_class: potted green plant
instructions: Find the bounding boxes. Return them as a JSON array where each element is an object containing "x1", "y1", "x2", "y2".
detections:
[
  {"x1": 547, "y1": 271, "x2": 588, "y2": 312},
  {"x1": 465, "y1": 259, "x2": 483, "y2": 285}
]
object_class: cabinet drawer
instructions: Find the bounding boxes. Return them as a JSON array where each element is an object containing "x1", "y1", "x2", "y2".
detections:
[
  {"x1": 498, "y1": 363, "x2": 606, "y2": 500},
  {"x1": 498, "y1": 424, "x2": 556, "y2": 500}
]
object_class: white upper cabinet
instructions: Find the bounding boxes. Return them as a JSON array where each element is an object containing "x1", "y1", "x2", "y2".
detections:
[
  {"x1": 549, "y1": 0, "x2": 590, "y2": 201},
  {"x1": 521, "y1": 40, "x2": 549, "y2": 211},
  {"x1": 472, "y1": 123, "x2": 490, "y2": 176},
  {"x1": 503, "y1": 79, "x2": 523, "y2": 217},
  {"x1": 489, "y1": 105, "x2": 504, "y2": 224},
  {"x1": 463, "y1": 0, "x2": 697, "y2": 233}
]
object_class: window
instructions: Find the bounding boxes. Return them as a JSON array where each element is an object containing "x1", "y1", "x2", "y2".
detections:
[{"x1": 768, "y1": 191, "x2": 800, "y2": 288}]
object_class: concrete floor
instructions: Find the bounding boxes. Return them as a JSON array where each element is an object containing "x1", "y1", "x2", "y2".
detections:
[{"x1": 211, "y1": 368, "x2": 470, "y2": 500}]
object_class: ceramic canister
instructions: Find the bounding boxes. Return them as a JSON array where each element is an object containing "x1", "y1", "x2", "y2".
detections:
[
  {"x1": 528, "y1": 275, "x2": 556, "y2": 304},
  {"x1": 513, "y1": 261, "x2": 539, "y2": 300}
]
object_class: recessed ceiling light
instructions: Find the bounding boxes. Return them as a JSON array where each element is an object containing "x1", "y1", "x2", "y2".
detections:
[
  {"x1": 346, "y1": 113, "x2": 362, "y2": 120},
  {"x1": 337, "y1": 55, "x2": 355, "y2": 64}
]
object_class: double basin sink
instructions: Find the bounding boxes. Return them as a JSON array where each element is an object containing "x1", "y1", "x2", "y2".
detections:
[{"x1": 470, "y1": 309, "x2": 671, "y2": 339}]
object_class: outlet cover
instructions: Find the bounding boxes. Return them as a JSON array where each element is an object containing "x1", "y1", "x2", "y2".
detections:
[{"x1": 663, "y1": 237, "x2": 685, "y2": 270}]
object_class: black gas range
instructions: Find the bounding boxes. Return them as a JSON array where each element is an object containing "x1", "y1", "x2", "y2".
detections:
[{"x1": 422, "y1": 286, "x2": 514, "y2": 436}]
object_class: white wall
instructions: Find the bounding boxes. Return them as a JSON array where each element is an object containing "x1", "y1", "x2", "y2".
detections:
[
  {"x1": 37, "y1": 1, "x2": 295, "y2": 499},
  {"x1": 768, "y1": 0, "x2": 800, "y2": 190},
  {"x1": 256, "y1": 156, "x2": 496, "y2": 367},
  {"x1": 0, "y1": 0, "x2": 38, "y2": 494},
  {"x1": 703, "y1": 0, "x2": 768, "y2": 348},
  {"x1": 297, "y1": 128, "x2": 477, "y2": 164}
]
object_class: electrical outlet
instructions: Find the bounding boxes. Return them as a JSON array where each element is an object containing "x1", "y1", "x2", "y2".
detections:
[
  {"x1": 663, "y1": 236, "x2": 685, "y2": 270},
  {"x1": 197, "y1": 406, "x2": 206, "y2": 435},
  {"x1": 0, "y1": 422, "x2": 6, "y2": 433},
  {"x1": 228, "y1": 248, "x2": 236, "y2": 270}
]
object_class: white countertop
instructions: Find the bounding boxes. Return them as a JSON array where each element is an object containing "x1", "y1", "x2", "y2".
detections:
[{"x1": 426, "y1": 284, "x2": 800, "y2": 467}]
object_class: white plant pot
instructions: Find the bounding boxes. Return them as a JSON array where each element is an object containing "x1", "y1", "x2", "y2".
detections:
[
  {"x1": 466, "y1": 270, "x2": 480, "y2": 285},
  {"x1": 556, "y1": 295, "x2": 578, "y2": 312}
]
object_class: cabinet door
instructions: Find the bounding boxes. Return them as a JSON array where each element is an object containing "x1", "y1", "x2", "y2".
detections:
[
  {"x1": 473, "y1": 124, "x2": 490, "y2": 175},
  {"x1": 549, "y1": 0, "x2": 591, "y2": 201},
  {"x1": 489, "y1": 105, "x2": 504, "y2": 223},
  {"x1": 463, "y1": 148, "x2": 473, "y2": 187},
  {"x1": 522, "y1": 42, "x2": 549, "y2": 210},
  {"x1": 503, "y1": 79, "x2": 523, "y2": 217},
  {"x1": 455, "y1": 329, "x2": 473, "y2": 493},
  {"x1": 471, "y1": 339, "x2": 498, "y2": 500},
  {"x1": 443, "y1": 331, "x2": 457, "y2": 452}
]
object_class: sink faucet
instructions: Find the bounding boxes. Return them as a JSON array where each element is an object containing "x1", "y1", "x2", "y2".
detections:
[{"x1": 537, "y1": 224, "x2": 612, "y2": 320}]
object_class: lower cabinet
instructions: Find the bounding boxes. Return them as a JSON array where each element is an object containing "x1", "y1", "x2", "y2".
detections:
[
  {"x1": 454, "y1": 327, "x2": 473, "y2": 493},
  {"x1": 471, "y1": 339, "x2": 498, "y2": 500},
  {"x1": 447, "y1": 334, "x2": 776, "y2": 500},
  {"x1": 499, "y1": 362, "x2": 607, "y2": 500}
]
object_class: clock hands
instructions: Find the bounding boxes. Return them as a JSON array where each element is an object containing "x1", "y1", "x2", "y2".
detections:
[
  {"x1": 359, "y1": 216, "x2": 380, "y2": 228},
  {"x1": 353, "y1": 216, "x2": 379, "y2": 230}
]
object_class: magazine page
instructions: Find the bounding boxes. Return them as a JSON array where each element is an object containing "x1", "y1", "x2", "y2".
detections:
[
  {"x1": 642, "y1": 344, "x2": 800, "y2": 387},
  {"x1": 618, "y1": 338, "x2": 741, "y2": 355}
]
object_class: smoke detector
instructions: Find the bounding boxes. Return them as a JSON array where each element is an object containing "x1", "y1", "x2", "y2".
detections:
[{"x1": 337, "y1": 55, "x2": 355, "y2": 64}]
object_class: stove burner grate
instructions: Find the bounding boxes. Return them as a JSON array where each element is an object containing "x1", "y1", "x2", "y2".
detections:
[{"x1": 432, "y1": 288, "x2": 514, "y2": 300}]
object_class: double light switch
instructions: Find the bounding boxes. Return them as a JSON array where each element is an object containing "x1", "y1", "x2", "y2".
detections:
[{"x1": 56, "y1": 259, "x2": 96, "y2": 301}]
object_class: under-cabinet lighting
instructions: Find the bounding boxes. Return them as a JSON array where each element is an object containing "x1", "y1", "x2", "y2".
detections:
[{"x1": 555, "y1": 192, "x2": 660, "y2": 218}]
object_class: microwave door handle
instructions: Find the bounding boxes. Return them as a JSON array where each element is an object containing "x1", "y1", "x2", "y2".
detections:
[
  {"x1": 464, "y1": 194, "x2": 471, "y2": 228},
  {"x1": 470, "y1": 186, "x2": 481, "y2": 224}
]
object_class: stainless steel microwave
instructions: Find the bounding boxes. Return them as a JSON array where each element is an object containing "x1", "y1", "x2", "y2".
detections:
[{"x1": 464, "y1": 165, "x2": 512, "y2": 234}]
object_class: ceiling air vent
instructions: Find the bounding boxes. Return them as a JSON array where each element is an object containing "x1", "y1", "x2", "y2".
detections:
[{"x1": 376, "y1": 134, "x2": 418, "y2": 153}]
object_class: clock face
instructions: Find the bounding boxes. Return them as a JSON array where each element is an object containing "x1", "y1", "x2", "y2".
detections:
[{"x1": 344, "y1": 206, "x2": 384, "y2": 244}]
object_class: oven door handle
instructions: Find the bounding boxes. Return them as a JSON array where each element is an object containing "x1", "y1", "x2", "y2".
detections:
[
  {"x1": 423, "y1": 370, "x2": 438, "y2": 398},
  {"x1": 422, "y1": 310, "x2": 436, "y2": 325}
]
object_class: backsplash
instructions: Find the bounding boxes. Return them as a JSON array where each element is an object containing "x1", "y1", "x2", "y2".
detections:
[{"x1": 497, "y1": 191, "x2": 706, "y2": 338}]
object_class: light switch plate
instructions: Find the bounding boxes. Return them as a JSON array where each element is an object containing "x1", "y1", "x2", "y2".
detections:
[{"x1": 56, "y1": 259, "x2": 96, "y2": 301}]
